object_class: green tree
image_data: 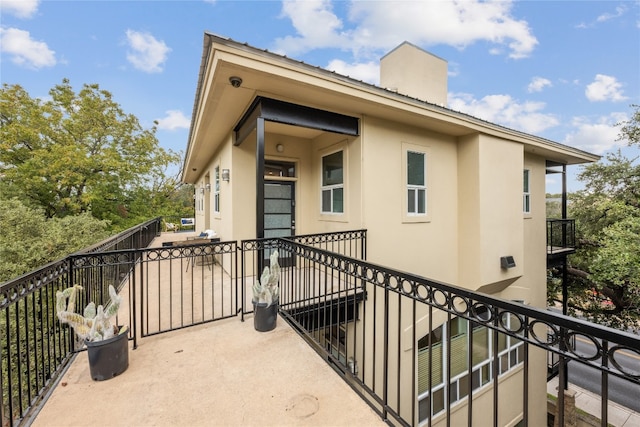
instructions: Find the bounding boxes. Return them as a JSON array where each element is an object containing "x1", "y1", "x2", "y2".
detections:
[
  {"x1": 0, "y1": 80, "x2": 182, "y2": 229},
  {"x1": 549, "y1": 105, "x2": 640, "y2": 330},
  {"x1": 0, "y1": 198, "x2": 110, "y2": 283}
]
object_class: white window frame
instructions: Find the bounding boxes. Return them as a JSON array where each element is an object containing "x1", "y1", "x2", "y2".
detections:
[
  {"x1": 407, "y1": 150, "x2": 427, "y2": 216},
  {"x1": 523, "y1": 169, "x2": 531, "y2": 214},
  {"x1": 321, "y1": 150, "x2": 344, "y2": 214},
  {"x1": 417, "y1": 313, "x2": 524, "y2": 423},
  {"x1": 214, "y1": 166, "x2": 220, "y2": 214}
]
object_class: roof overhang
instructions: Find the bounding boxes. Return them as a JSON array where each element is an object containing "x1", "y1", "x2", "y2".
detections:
[{"x1": 182, "y1": 33, "x2": 599, "y2": 183}]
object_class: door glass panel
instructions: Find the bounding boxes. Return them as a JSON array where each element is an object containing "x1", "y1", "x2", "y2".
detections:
[
  {"x1": 265, "y1": 183, "x2": 292, "y2": 198},
  {"x1": 265, "y1": 199, "x2": 291, "y2": 214},
  {"x1": 265, "y1": 214, "x2": 291, "y2": 229},
  {"x1": 264, "y1": 229, "x2": 291, "y2": 239}
]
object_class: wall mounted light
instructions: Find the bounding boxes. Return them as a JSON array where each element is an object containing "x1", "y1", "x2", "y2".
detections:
[
  {"x1": 500, "y1": 256, "x2": 516, "y2": 269},
  {"x1": 199, "y1": 187, "x2": 205, "y2": 194},
  {"x1": 276, "y1": 143, "x2": 284, "y2": 153},
  {"x1": 222, "y1": 169, "x2": 230, "y2": 182},
  {"x1": 205, "y1": 183, "x2": 211, "y2": 192}
]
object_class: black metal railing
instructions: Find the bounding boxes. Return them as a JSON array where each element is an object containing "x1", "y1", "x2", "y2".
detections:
[
  {"x1": 138, "y1": 240, "x2": 238, "y2": 337},
  {"x1": 239, "y1": 230, "x2": 367, "y2": 320},
  {"x1": 0, "y1": 217, "x2": 162, "y2": 427},
  {"x1": 547, "y1": 219, "x2": 576, "y2": 255},
  {"x1": 268, "y1": 238, "x2": 639, "y2": 427},
  {"x1": 4, "y1": 225, "x2": 639, "y2": 427}
]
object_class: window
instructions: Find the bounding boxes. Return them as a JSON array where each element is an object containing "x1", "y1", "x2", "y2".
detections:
[
  {"x1": 321, "y1": 150, "x2": 344, "y2": 213},
  {"x1": 417, "y1": 312, "x2": 524, "y2": 421},
  {"x1": 265, "y1": 160, "x2": 296, "y2": 177},
  {"x1": 407, "y1": 151, "x2": 426, "y2": 215},
  {"x1": 523, "y1": 169, "x2": 530, "y2": 214},
  {"x1": 214, "y1": 166, "x2": 220, "y2": 213}
]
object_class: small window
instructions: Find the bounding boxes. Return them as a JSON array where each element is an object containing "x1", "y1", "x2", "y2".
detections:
[
  {"x1": 407, "y1": 151, "x2": 426, "y2": 215},
  {"x1": 523, "y1": 169, "x2": 530, "y2": 214},
  {"x1": 214, "y1": 166, "x2": 220, "y2": 213},
  {"x1": 321, "y1": 151, "x2": 344, "y2": 214},
  {"x1": 265, "y1": 160, "x2": 296, "y2": 177}
]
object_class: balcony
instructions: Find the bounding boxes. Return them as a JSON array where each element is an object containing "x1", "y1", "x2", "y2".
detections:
[
  {"x1": 547, "y1": 219, "x2": 576, "y2": 264},
  {"x1": 2, "y1": 219, "x2": 639, "y2": 426}
]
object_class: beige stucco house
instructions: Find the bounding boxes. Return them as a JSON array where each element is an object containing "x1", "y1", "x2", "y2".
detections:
[{"x1": 182, "y1": 33, "x2": 598, "y2": 425}]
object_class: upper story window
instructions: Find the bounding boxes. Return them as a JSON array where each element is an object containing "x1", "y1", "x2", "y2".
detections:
[
  {"x1": 321, "y1": 150, "x2": 344, "y2": 214},
  {"x1": 523, "y1": 169, "x2": 530, "y2": 214},
  {"x1": 407, "y1": 151, "x2": 427, "y2": 215},
  {"x1": 214, "y1": 166, "x2": 220, "y2": 213}
]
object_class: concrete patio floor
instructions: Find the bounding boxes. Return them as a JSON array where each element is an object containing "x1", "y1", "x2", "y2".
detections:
[{"x1": 31, "y1": 315, "x2": 385, "y2": 426}]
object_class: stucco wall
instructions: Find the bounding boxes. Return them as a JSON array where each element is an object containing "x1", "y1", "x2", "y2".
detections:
[{"x1": 360, "y1": 115, "x2": 459, "y2": 285}]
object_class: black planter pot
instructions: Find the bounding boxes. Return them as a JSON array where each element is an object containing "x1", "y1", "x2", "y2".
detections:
[
  {"x1": 253, "y1": 300, "x2": 278, "y2": 332},
  {"x1": 85, "y1": 326, "x2": 129, "y2": 381}
]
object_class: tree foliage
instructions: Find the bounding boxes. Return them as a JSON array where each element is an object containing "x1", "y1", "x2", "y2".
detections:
[
  {"x1": 0, "y1": 198, "x2": 110, "y2": 283},
  {"x1": 0, "y1": 80, "x2": 183, "y2": 230},
  {"x1": 549, "y1": 105, "x2": 640, "y2": 331}
]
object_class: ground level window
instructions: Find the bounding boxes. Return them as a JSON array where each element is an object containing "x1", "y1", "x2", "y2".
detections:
[{"x1": 417, "y1": 312, "x2": 524, "y2": 421}]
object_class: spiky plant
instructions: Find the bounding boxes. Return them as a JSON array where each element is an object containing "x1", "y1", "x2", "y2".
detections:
[
  {"x1": 252, "y1": 250, "x2": 280, "y2": 306},
  {"x1": 56, "y1": 284, "x2": 123, "y2": 342}
]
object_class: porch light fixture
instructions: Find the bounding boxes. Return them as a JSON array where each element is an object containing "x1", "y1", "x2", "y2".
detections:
[
  {"x1": 205, "y1": 183, "x2": 211, "y2": 192},
  {"x1": 222, "y1": 169, "x2": 230, "y2": 182},
  {"x1": 276, "y1": 143, "x2": 284, "y2": 153}
]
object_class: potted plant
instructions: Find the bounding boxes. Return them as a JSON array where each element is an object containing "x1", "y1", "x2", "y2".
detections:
[
  {"x1": 252, "y1": 250, "x2": 280, "y2": 332},
  {"x1": 56, "y1": 284, "x2": 129, "y2": 381}
]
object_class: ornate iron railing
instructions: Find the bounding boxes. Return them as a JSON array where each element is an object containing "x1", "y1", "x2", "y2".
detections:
[
  {"x1": 271, "y1": 238, "x2": 639, "y2": 427},
  {"x1": 0, "y1": 218, "x2": 161, "y2": 427},
  {"x1": 3, "y1": 225, "x2": 638, "y2": 427}
]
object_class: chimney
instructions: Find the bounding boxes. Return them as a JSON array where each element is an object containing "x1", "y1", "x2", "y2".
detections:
[{"x1": 380, "y1": 41, "x2": 448, "y2": 106}]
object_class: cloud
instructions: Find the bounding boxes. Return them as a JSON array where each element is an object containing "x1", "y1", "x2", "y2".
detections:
[
  {"x1": 563, "y1": 112, "x2": 628, "y2": 154},
  {"x1": 0, "y1": 27, "x2": 56, "y2": 69},
  {"x1": 448, "y1": 92, "x2": 559, "y2": 134},
  {"x1": 273, "y1": 0, "x2": 348, "y2": 54},
  {"x1": 156, "y1": 110, "x2": 190, "y2": 130},
  {"x1": 576, "y1": 4, "x2": 628, "y2": 28},
  {"x1": 326, "y1": 59, "x2": 379, "y2": 84},
  {"x1": 596, "y1": 5, "x2": 627, "y2": 23},
  {"x1": 0, "y1": 0, "x2": 39, "y2": 18},
  {"x1": 585, "y1": 74, "x2": 627, "y2": 102},
  {"x1": 274, "y1": 0, "x2": 538, "y2": 60},
  {"x1": 527, "y1": 77, "x2": 552, "y2": 93},
  {"x1": 125, "y1": 30, "x2": 171, "y2": 73}
]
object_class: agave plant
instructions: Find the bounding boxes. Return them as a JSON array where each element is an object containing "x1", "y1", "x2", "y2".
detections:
[
  {"x1": 252, "y1": 250, "x2": 280, "y2": 306},
  {"x1": 56, "y1": 284, "x2": 123, "y2": 342}
]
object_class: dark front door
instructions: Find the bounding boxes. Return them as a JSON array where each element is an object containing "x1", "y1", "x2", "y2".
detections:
[{"x1": 264, "y1": 181, "x2": 295, "y2": 266}]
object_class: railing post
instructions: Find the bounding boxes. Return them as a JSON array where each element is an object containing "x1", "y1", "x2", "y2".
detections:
[
  {"x1": 382, "y1": 279, "x2": 389, "y2": 422},
  {"x1": 601, "y1": 341, "x2": 609, "y2": 427},
  {"x1": 240, "y1": 245, "x2": 245, "y2": 322},
  {"x1": 133, "y1": 250, "x2": 139, "y2": 350}
]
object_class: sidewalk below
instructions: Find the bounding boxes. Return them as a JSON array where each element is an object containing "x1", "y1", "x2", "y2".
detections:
[{"x1": 547, "y1": 377, "x2": 640, "y2": 427}]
